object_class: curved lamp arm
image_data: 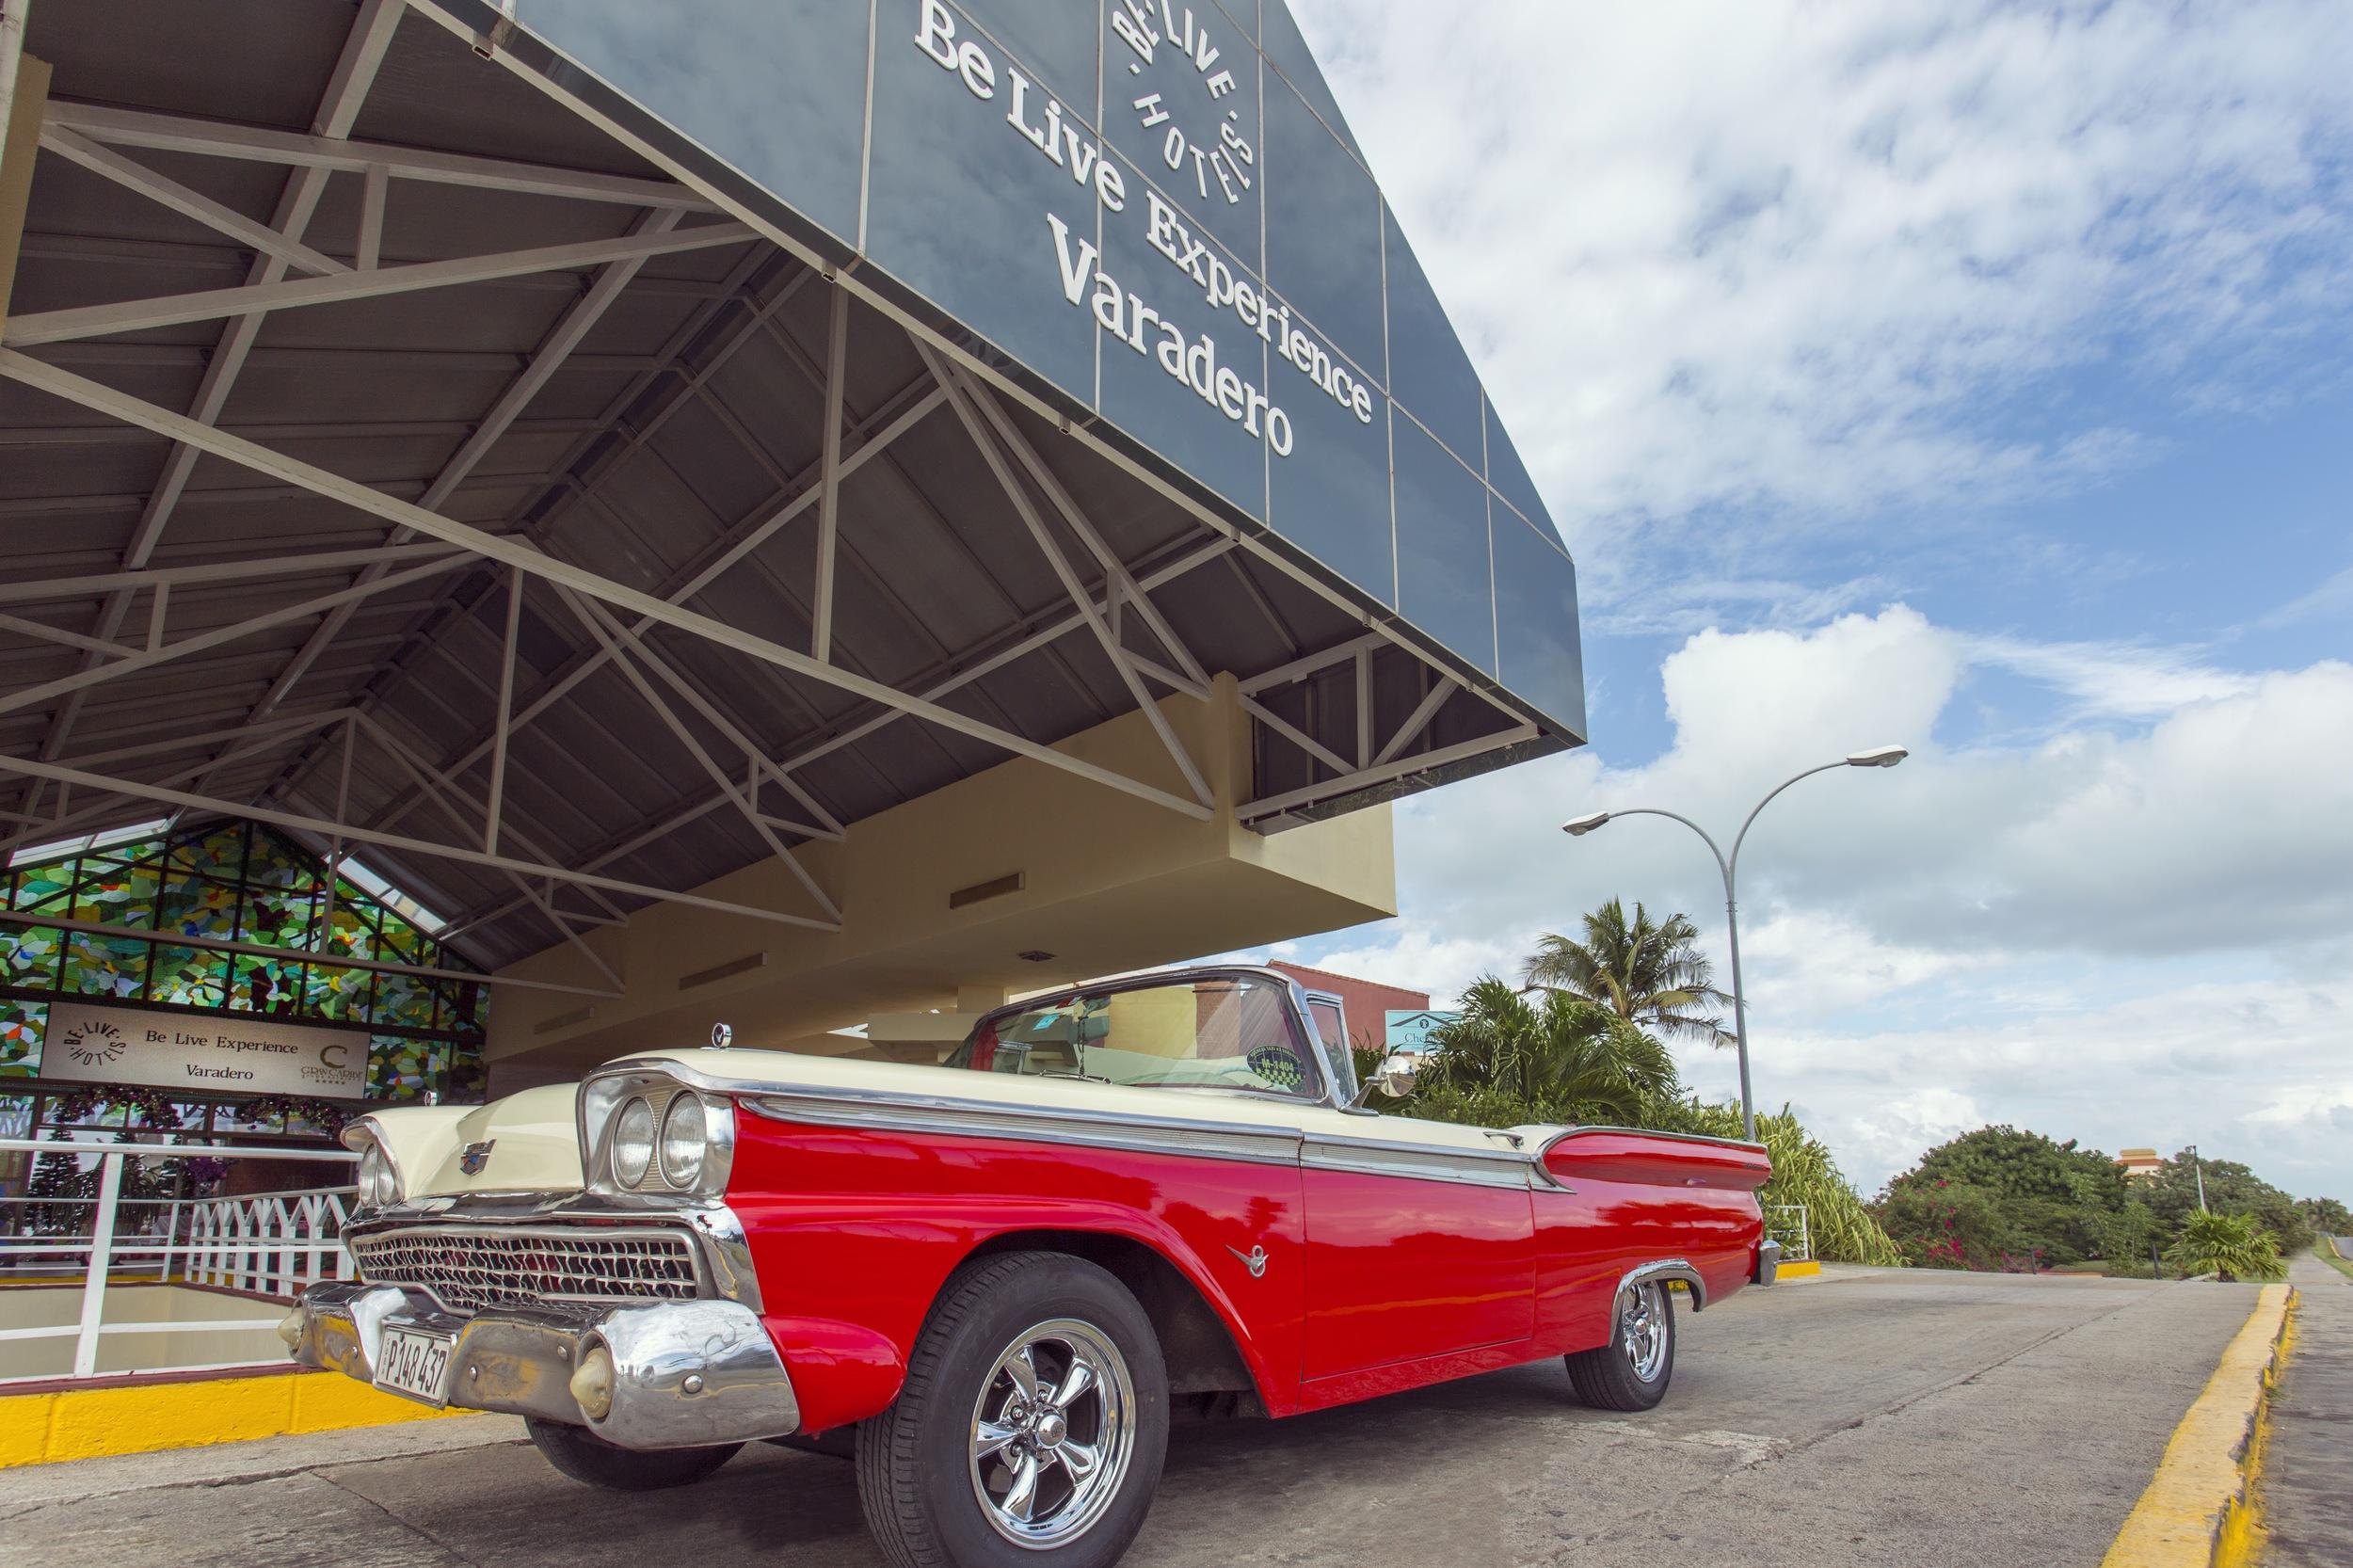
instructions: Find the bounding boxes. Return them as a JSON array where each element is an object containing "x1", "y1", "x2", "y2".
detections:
[{"x1": 1727, "y1": 760, "x2": 1850, "y2": 883}]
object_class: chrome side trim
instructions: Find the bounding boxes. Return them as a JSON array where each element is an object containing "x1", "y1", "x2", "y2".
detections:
[
  {"x1": 745, "y1": 1088, "x2": 1305, "y2": 1169},
  {"x1": 1299, "y1": 1134, "x2": 1538, "y2": 1190},
  {"x1": 1543, "y1": 1125, "x2": 1769, "y2": 1155},
  {"x1": 1618, "y1": 1257, "x2": 1707, "y2": 1313}
]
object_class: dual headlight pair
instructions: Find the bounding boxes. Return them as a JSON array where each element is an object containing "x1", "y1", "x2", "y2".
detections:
[
  {"x1": 608, "y1": 1090, "x2": 710, "y2": 1191},
  {"x1": 355, "y1": 1140, "x2": 402, "y2": 1208}
]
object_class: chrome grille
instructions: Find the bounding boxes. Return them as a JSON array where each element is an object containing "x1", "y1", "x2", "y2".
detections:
[{"x1": 350, "y1": 1225, "x2": 701, "y2": 1315}]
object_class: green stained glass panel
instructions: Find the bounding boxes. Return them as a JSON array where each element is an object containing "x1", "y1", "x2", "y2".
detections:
[
  {"x1": 63, "y1": 931, "x2": 149, "y2": 998},
  {"x1": 322, "y1": 904, "x2": 376, "y2": 964},
  {"x1": 70, "y1": 860, "x2": 160, "y2": 927},
  {"x1": 306, "y1": 961, "x2": 373, "y2": 1023},
  {"x1": 226, "y1": 955, "x2": 305, "y2": 1014},
  {"x1": 373, "y1": 970, "x2": 434, "y2": 1032},
  {"x1": 2, "y1": 925, "x2": 60, "y2": 988},
  {"x1": 247, "y1": 832, "x2": 316, "y2": 891},
  {"x1": 368, "y1": 1035, "x2": 437, "y2": 1098},
  {"x1": 151, "y1": 946, "x2": 229, "y2": 1009},
  {"x1": 0, "y1": 999, "x2": 43, "y2": 1077},
  {"x1": 156, "y1": 877, "x2": 239, "y2": 941},
  {"x1": 445, "y1": 1047, "x2": 485, "y2": 1100},
  {"x1": 247, "y1": 890, "x2": 316, "y2": 950},
  {"x1": 174, "y1": 824, "x2": 248, "y2": 880},
  {"x1": 12, "y1": 862, "x2": 72, "y2": 914},
  {"x1": 376, "y1": 910, "x2": 426, "y2": 968}
]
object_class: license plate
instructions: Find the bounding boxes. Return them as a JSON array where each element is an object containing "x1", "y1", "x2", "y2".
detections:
[{"x1": 375, "y1": 1324, "x2": 455, "y2": 1406}]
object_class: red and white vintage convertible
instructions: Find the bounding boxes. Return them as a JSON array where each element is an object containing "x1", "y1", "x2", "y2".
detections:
[{"x1": 290, "y1": 965, "x2": 1776, "y2": 1568}]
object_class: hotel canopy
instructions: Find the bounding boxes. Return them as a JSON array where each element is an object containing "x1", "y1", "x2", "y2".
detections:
[{"x1": 0, "y1": 0, "x2": 1584, "y2": 1073}]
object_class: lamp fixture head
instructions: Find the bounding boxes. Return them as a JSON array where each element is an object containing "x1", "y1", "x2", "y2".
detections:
[
  {"x1": 1845, "y1": 745, "x2": 1909, "y2": 768},
  {"x1": 1561, "y1": 810, "x2": 1612, "y2": 837}
]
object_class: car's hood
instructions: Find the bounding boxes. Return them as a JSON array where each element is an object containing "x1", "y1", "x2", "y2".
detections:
[{"x1": 353, "y1": 1083, "x2": 584, "y2": 1199}]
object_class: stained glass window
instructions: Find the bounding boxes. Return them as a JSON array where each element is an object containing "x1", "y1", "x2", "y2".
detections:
[
  {"x1": 0, "y1": 819, "x2": 488, "y2": 1112},
  {"x1": 0, "y1": 1000, "x2": 43, "y2": 1078}
]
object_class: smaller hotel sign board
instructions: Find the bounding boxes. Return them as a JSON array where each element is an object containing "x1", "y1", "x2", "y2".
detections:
[{"x1": 36, "y1": 1000, "x2": 368, "y2": 1100}]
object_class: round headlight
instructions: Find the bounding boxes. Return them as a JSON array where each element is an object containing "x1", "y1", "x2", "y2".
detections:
[
  {"x1": 357, "y1": 1144, "x2": 392, "y2": 1208},
  {"x1": 611, "y1": 1096, "x2": 656, "y2": 1188},
  {"x1": 659, "y1": 1094, "x2": 707, "y2": 1188}
]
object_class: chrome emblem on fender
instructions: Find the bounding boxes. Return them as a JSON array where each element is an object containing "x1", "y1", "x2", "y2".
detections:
[
  {"x1": 458, "y1": 1140, "x2": 495, "y2": 1176},
  {"x1": 1225, "y1": 1243, "x2": 1268, "y2": 1279}
]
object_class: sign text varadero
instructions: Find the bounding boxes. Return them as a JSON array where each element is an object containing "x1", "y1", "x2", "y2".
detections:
[{"x1": 914, "y1": 1, "x2": 1379, "y2": 460}]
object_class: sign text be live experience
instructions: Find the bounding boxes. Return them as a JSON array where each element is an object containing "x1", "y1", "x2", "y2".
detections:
[{"x1": 914, "y1": 1, "x2": 1377, "y2": 460}]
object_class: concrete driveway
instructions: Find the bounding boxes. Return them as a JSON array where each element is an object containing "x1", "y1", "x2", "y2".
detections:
[{"x1": 0, "y1": 1268, "x2": 2258, "y2": 1568}]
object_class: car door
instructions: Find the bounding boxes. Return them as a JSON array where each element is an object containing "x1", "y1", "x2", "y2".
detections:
[{"x1": 1297, "y1": 1106, "x2": 1537, "y2": 1381}]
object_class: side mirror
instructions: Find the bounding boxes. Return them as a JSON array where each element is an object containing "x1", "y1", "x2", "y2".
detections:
[{"x1": 1353, "y1": 1052, "x2": 1420, "y2": 1105}]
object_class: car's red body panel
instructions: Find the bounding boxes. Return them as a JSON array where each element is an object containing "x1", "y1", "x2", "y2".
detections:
[{"x1": 727, "y1": 1108, "x2": 1767, "y2": 1431}]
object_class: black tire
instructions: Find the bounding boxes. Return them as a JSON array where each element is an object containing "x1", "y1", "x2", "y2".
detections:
[
  {"x1": 525, "y1": 1417, "x2": 743, "y2": 1491},
  {"x1": 856, "y1": 1251, "x2": 1169, "y2": 1568},
  {"x1": 1564, "y1": 1278, "x2": 1675, "y2": 1412}
]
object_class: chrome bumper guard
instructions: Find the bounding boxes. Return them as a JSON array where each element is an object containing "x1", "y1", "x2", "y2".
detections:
[
  {"x1": 1755, "y1": 1238, "x2": 1784, "y2": 1286},
  {"x1": 290, "y1": 1281, "x2": 801, "y2": 1449}
]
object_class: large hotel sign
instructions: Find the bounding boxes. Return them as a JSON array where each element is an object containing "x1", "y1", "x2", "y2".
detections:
[
  {"x1": 481, "y1": 0, "x2": 1586, "y2": 737},
  {"x1": 35, "y1": 1000, "x2": 370, "y2": 1099}
]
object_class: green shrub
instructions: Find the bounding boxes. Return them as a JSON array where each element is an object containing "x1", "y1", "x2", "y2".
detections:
[{"x1": 2165, "y1": 1209, "x2": 2284, "y2": 1282}]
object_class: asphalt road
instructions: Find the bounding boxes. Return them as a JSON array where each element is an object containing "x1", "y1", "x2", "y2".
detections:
[{"x1": 0, "y1": 1268, "x2": 2259, "y2": 1568}]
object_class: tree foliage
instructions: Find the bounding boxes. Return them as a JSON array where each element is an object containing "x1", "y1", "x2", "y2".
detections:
[
  {"x1": 1416, "y1": 978, "x2": 1678, "y2": 1126},
  {"x1": 1871, "y1": 1128, "x2": 2335, "y2": 1275},
  {"x1": 1874, "y1": 1127, "x2": 2129, "y2": 1266},
  {"x1": 1523, "y1": 899, "x2": 1735, "y2": 1047}
]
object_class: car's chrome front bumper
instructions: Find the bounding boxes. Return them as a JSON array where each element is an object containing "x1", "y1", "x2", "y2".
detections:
[{"x1": 288, "y1": 1281, "x2": 801, "y2": 1449}]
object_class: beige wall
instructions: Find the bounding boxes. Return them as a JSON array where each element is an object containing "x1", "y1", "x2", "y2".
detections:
[
  {"x1": 0, "y1": 1283, "x2": 286, "y2": 1381},
  {"x1": 489, "y1": 675, "x2": 1396, "y2": 1085}
]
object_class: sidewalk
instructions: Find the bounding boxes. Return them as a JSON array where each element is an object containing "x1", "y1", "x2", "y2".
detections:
[{"x1": 2261, "y1": 1247, "x2": 2353, "y2": 1566}]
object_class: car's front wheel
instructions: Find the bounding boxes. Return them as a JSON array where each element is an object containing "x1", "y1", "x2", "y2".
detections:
[
  {"x1": 857, "y1": 1251, "x2": 1168, "y2": 1568},
  {"x1": 525, "y1": 1417, "x2": 742, "y2": 1490},
  {"x1": 1564, "y1": 1278, "x2": 1675, "y2": 1411}
]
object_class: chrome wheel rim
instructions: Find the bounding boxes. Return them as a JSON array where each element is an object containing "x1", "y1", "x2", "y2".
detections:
[
  {"x1": 968, "y1": 1318, "x2": 1136, "y2": 1549},
  {"x1": 1621, "y1": 1282, "x2": 1668, "y2": 1382}
]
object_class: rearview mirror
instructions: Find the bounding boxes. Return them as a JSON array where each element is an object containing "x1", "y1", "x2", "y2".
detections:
[{"x1": 1353, "y1": 1052, "x2": 1420, "y2": 1105}]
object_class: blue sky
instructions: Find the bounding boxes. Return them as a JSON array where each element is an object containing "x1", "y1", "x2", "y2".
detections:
[{"x1": 1246, "y1": 0, "x2": 2353, "y2": 1201}]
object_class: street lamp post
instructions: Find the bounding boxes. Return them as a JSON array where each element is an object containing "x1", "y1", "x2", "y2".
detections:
[
  {"x1": 2187, "y1": 1144, "x2": 2207, "y2": 1211},
  {"x1": 1561, "y1": 745, "x2": 1908, "y2": 1144}
]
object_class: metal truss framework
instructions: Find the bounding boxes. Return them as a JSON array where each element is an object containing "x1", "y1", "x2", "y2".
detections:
[
  {"x1": 0, "y1": 1, "x2": 1528, "y2": 964},
  {"x1": 0, "y1": 10, "x2": 1243, "y2": 957}
]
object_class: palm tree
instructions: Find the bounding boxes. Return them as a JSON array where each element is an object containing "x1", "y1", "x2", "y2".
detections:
[
  {"x1": 1524, "y1": 898, "x2": 1735, "y2": 1048},
  {"x1": 1420, "y1": 979, "x2": 1679, "y2": 1125}
]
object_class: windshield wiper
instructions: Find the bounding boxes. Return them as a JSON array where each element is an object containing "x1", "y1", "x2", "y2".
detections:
[{"x1": 1039, "y1": 1069, "x2": 1114, "y2": 1084}]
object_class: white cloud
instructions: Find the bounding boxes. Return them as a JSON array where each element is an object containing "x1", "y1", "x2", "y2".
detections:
[
  {"x1": 1290, "y1": 0, "x2": 2353, "y2": 603},
  {"x1": 1281, "y1": 606, "x2": 2353, "y2": 1196}
]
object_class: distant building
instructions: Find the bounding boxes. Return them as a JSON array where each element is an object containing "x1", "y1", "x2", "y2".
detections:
[
  {"x1": 2118, "y1": 1147, "x2": 2164, "y2": 1179},
  {"x1": 1267, "y1": 963, "x2": 1431, "y2": 1054}
]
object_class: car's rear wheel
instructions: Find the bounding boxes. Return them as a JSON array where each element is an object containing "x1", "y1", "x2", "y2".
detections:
[
  {"x1": 1564, "y1": 1278, "x2": 1675, "y2": 1411},
  {"x1": 857, "y1": 1251, "x2": 1168, "y2": 1568},
  {"x1": 525, "y1": 1417, "x2": 742, "y2": 1490}
]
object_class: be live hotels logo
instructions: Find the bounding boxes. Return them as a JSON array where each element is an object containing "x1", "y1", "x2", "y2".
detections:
[
  {"x1": 1113, "y1": 2, "x2": 1255, "y2": 207},
  {"x1": 60, "y1": 1019, "x2": 129, "y2": 1070}
]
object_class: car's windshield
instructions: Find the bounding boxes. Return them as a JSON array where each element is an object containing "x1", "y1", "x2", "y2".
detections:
[{"x1": 943, "y1": 976, "x2": 1321, "y2": 1100}]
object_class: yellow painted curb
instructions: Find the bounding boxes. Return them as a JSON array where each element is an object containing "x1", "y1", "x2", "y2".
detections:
[
  {"x1": 0, "y1": 1368, "x2": 461, "y2": 1468},
  {"x1": 1775, "y1": 1259, "x2": 1823, "y2": 1279},
  {"x1": 2100, "y1": 1282, "x2": 2296, "y2": 1568}
]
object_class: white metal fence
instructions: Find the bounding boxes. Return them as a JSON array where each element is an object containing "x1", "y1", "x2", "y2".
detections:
[
  {"x1": 1767, "y1": 1203, "x2": 1813, "y2": 1264},
  {"x1": 0, "y1": 1137, "x2": 357, "y2": 1382}
]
